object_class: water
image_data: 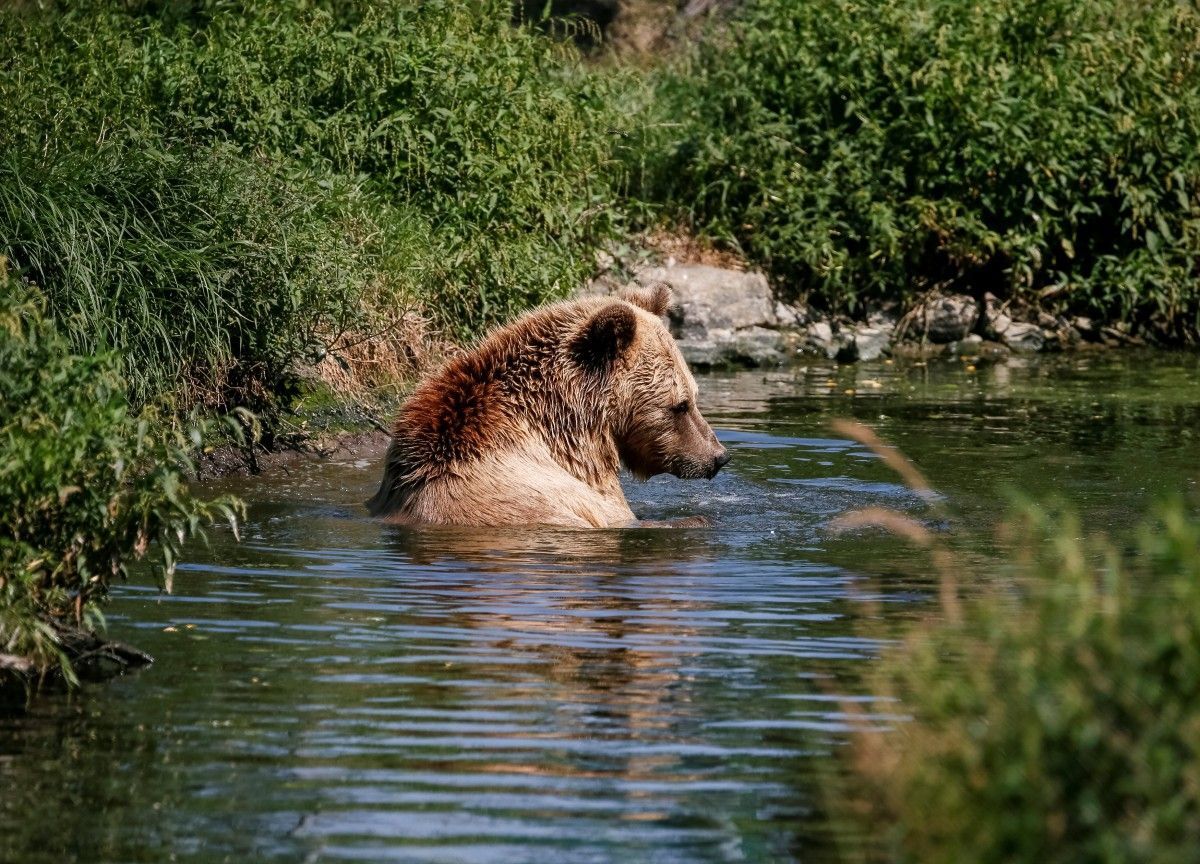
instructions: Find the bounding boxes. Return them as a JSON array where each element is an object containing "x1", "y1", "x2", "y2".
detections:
[{"x1": 2, "y1": 352, "x2": 1198, "y2": 863}]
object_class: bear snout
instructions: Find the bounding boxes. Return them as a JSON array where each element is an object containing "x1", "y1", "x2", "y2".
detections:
[{"x1": 708, "y1": 449, "x2": 731, "y2": 478}]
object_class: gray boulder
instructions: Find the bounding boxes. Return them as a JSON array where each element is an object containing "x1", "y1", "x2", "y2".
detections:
[
  {"x1": 913, "y1": 294, "x2": 979, "y2": 343},
  {"x1": 1000, "y1": 322, "x2": 1045, "y2": 352},
  {"x1": 806, "y1": 321, "x2": 835, "y2": 357},
  {"x1": 628, "y1": 264, "x2": 789, "y2": 366},
  {"x1": 852, "y1": 323, "x2": 894, "y2": 361}
]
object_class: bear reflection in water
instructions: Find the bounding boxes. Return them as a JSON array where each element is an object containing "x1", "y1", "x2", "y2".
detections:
[
  {"x1": 368, "y1": 284, "x2": 729, "y2": 527},
  {"x1": 381, "y1": 522, "x2": 722, "y2": 759}
]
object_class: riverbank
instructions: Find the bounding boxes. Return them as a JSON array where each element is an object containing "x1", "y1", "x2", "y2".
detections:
[
  {"x1": 3, "y1": 0, "x2": 1196, "y2": 427},
  {"x1": 0, "y1": 279, "x2": 239, "y2": 694},
  {"x1": 589, "y1": 234, "x2": 1154, "y2": 369},
  {"x1": 630, "y1": 0, "x2": 1200, "y2": 346}
]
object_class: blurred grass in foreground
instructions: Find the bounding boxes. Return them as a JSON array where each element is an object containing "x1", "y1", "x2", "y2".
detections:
[{"x1": 832, "y1": 420, "x2": 1200, "y2": 863}]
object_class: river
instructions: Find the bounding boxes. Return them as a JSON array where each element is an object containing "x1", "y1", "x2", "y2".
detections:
[{"x1": 2, "y1": 351, "x2": 1198, "y2": 863}]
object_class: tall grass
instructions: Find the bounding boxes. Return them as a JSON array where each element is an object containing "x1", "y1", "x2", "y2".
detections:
[
  {"x1": 0, "y1": 137, "x2": 384, "y2": 409},
  {"x1": 0, "y1": 0, "x2": 630, "y2": 409},
  {"x1": 833, "y1": 423, "x2": 1200, "y2": 862},
  {"x1": 636, "y1": 0, "x2": 1200, "y2": 341}
]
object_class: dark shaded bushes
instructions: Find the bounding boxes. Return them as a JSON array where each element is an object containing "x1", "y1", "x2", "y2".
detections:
[
  {"x1": 638, "y1": 0, "x2": 1200, "y2": 340},
  {"x1": 0, "y1": 270, "x2": 238, "y2": 681}
]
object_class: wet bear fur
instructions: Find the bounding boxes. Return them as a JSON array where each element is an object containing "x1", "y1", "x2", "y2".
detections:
[{"x1": 366, "y1": 285, "x2": 729, "y2": 527}]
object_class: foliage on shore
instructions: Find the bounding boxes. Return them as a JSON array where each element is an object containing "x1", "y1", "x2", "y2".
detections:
[
  {"x1": 0, "y1": 0, "x2": 629, "y2": 410},
  {"x1": 0, "y1": 269, "x2": 239, "y2": 684},
  {"x1": 636, "y1": 0, "x2": 1200, "y2": 341},
  {"x1": 835, "y1": 424, "x2": 1200, "y2": 862}
]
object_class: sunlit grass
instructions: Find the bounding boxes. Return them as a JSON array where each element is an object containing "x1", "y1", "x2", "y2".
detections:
[{"x1": 634, "y1": 0, "x2": 1200, "y2": 341}]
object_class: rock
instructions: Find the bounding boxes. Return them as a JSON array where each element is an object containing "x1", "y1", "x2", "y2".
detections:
[
  {"x1": 913, "y1": 294, "x2": 979, "y2": 343},
  {"x1": 890, "y1": 341, "x2": 949, "y2": 360},
  {"x1": 774, "y1": 300, "x2": 809, "y2": 327},
  {"x1": 832, "y1": 329, "x2": 858, "y2": 362},
  {"x1": 626, "y1": 264, "x2": 787, "y2": 366},
  {"x1": 976, "y1": 340, "x2": 1012, "y2": 360},
  {"x1": 1100, "y1": 325, "x2": 1142, "y2": 346},
  {"x1": 1056, "y1": 318, "x2": 1082, "y2": 348},
  {"x1": 676, "y1": 326, "x2": 789, "y2": 367},
  {"x1": 731, "y1": 326, "x2": 789, "y2": 365},
  {"x1": 868, "y1": 309, "x2": 899, "y2": 328},
  {"x1": 633, "y1": 263, "x2": 775, "y2": 332},
  {"x1": 983, "y1": 293, "x2": 1012, "y2": 340},
  {"x1": 1000, "y1": 322, "x2": 1045, "y2": 352},
  {"x1": 853, "y1": 324, "x2": 893, "y2": 361},
  {"x1": 805, "y1": 320, "x2": 858, "y2": 360},
  {"x1": 806, "y1": 320, "x2": 834, "y2": 354}
]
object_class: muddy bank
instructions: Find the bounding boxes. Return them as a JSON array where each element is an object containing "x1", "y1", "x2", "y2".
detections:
[{"x1": 197, "y1": 426, "x2": 393, "y2": 481}]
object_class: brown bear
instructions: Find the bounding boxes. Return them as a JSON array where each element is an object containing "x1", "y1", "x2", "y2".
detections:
[{"x1": 366, "y1": 284, "x2": 729, "y2": 527}]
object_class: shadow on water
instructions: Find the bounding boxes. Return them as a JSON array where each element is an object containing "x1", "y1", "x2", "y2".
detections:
[{"x1": 1, "y1": 351, "x2": 1198, "y2": 862}]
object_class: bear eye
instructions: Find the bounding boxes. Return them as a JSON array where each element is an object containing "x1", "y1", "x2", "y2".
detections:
[{"x1": 671, "y1": 399, "x2": 691, "y2": 415}]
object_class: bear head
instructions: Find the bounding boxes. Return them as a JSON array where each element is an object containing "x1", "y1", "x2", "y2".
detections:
[{"x1": 568, "y1": 283, "x2": 730, "y2": 481}]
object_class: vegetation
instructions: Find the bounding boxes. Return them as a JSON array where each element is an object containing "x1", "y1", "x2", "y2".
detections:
[
  {"x1": 0, "y1": 268, "x2": 239, "y2": 684},
  {"x1": 636, "y1": 0, "x2": 1200, "y2": 341},
  {"x1": 0, "y1": 0, "x2": 630, "y2": 410},
  {"x1": 4, "y1": 0, "x2": 1200, "y2": 698},
  {"x1": 835, "y1": 424, "x2": 1200, "y2": 862}
]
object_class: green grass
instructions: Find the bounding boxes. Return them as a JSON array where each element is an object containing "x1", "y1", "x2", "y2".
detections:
[
  {"x1": 0, "y1": 0, "x2": 631, "y2": 410},
  {"x1": 0, "y1": 136, "x2": 384, "y2": 409},
  {"x1": 633, "y1": 0, "x2": 1200, "y2": 341}
]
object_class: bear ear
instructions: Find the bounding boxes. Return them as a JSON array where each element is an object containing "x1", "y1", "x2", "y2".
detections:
[
  {"x1": 569, "y1": 303, "x2": 638, "y2": 371},
  {"x1": 619, "y1": 282, "x2": 672, "y2": 318}
]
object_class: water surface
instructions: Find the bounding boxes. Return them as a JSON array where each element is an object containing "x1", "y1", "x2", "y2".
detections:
[{"x1": 2, "y1": 351, "x2": 1198, "y2": 863}]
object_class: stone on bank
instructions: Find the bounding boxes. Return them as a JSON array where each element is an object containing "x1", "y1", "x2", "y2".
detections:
[
  {"x1": 588, "y1": 263, "x2": 800, "y2": 367},
  {"x1": 585, "y1": 261, "x2": 1094, "y2": 367}
]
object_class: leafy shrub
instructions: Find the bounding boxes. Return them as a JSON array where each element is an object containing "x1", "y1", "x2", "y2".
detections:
[
  {"x1": 159, "y1": 0, "x2": 629, "y2": 336},
  {"x1": 846, "y1": 494, "x2": 1200, "y2": 860},
  {"x1": 639, "y1": 0, "x2": 1200, "y2": 340},
  {"x1": 0, "y1": 271, "x2": 239, "y2": 681},
  {"x1": 0, "y1": 0, "x2": 629, "y2": 414}
]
